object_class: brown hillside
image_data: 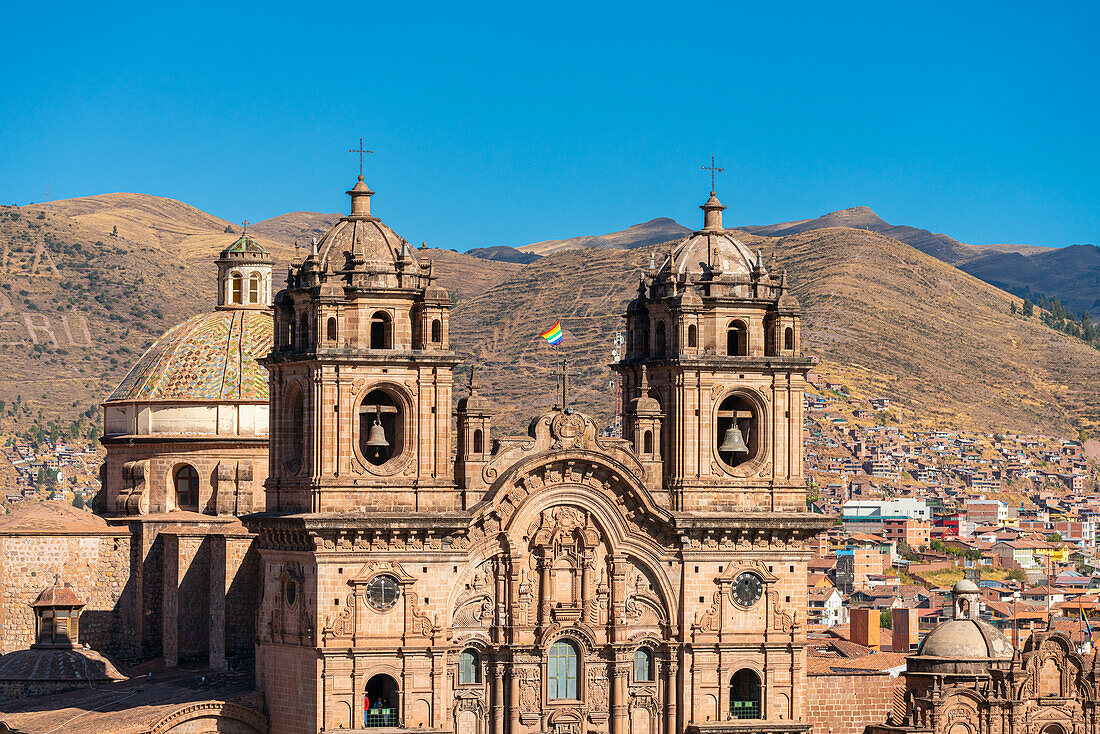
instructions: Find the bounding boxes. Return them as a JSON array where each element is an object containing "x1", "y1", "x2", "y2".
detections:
[
  {"x1": 0, "y1": 199, "x2": 508, "y2": 435},
  {"x1": 518, "y1": 218, "x2": 691, "y2": 256},
  {"x1": 450, "y1": 227, "x2": 1100, "y2": 437}
]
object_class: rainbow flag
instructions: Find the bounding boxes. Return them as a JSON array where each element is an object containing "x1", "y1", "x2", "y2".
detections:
[{"x1": 540, "y1": 320, "x2": 564, "y2": 345}]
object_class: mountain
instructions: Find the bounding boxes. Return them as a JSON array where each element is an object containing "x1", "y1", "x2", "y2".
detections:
[
  {"x1": 961, "y1": 244, "x2": 1100, "y2": 313},
  {"x1": 465, "y1": 245, "x2": 542, "y2": 264},
  {"x1": 738, "y1": 206, "x2": 975, "y2": 264},
  {"x1": 0, "y1": 195, "x2": 516, "y2": 436},
  {"x1": 250, "y1": 211, "x2": 341, "y2": 246},
  {"x1": 450, "y1": 226, "x2": 1100, "y2": 438},
  {"x1": 516, "y1": 217, "x2": 691, "y2": 256},
  {"x1": 8, "y1": 191, "x2": 1100, "y2": 445}
]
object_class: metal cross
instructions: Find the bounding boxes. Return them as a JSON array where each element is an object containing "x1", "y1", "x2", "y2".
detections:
[
  {"x1": 349, "y1": 138, "x2": 373, "y2": 175},
  {"x1": 241, "y1": 219, "x2": 250, "y2": 234},
  {"x1": 701, "y1": 155, "x2": 725, "y2": 192}
]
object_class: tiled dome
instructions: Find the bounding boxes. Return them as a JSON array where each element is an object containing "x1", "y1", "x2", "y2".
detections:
[{"x1": 107, "y1": 310, "x2": 273, "y2": 403}]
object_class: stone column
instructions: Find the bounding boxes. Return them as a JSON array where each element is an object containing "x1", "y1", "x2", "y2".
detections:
[
  {"x1": 612, "y1": 658, "x2": 629, "y2": 734},
  {"x1": 538, "y1": 551, "x2": 552, "y2": 628},
  {"x1": 161, "y1": 533, "x2": 179, "y2": 668},
  {"x1": 493, "y1": 662, "x2": 505, "y2": 734},
  {"x1": 509, "y1": 667, "x2": 520, "y2": 734},
  {"x1": 208, "y1": 535, "x2": 227, "y2": 670},
  {"x1": 665, "y1": 659, "x2": 678, "y2": 734}
]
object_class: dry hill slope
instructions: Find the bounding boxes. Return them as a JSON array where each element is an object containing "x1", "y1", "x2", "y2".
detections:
[
  {"x1": 450, "y1": 227, "x2": 1100, "y2": 437},
  {"x1": 517, "y1": 218, "x2": 691, "y2": 256},
  {"x1": 0, "y1": 198, "x2": 510, "y2": 435}
]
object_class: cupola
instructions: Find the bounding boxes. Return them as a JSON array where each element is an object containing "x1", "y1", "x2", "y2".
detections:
[{"x1": 216, "y1": 231, "x2": 274, "y2": 310}]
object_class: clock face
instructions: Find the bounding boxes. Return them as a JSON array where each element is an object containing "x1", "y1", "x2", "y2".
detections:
[
  {"x1": 733, "y1": 572, "x2": 763, "y2": 607},
  {"x1": 365, "y1": 575, "x2": 400, "y2": 611}
]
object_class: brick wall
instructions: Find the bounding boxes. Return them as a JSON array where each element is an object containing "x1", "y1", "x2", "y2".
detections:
[{"x1": 805, "y1": 671, "x2": 901, "y2": 734}]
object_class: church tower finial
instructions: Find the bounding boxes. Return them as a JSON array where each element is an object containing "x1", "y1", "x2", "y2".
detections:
[{"x1": 701, "y1": 191, "x2": 726, "y2": 232}]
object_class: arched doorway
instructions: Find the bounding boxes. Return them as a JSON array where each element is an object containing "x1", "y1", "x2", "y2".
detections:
[
  {"x1": 365, "y1": 674, "x2": 399, "y2": 727},
  {"x1": 730, "y1": 669, "x2": 761, "y2": 719}
]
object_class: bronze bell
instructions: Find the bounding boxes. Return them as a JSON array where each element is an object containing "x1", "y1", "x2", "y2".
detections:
[
  {"x1": 718, "y1": 422, "x2": 749, "y2": 454},
  {"x1": 365, "y1": 409, "x2": 389, "y2": 450}
]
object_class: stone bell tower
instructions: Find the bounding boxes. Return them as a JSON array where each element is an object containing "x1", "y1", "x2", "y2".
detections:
[
  {"x1": 613, "y1": 189, "x2": 808, "y2": 513},
  {"x1": 263, "y1": 174, "x2": 457, "y2": 513}
]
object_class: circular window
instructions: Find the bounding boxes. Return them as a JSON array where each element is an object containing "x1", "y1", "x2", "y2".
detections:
[
  {"x1": 732, "y1": 572, "x2": 763, "y2": 607},
  {"x1": 365, "y1": 575, "x2": 400, "y2": 611}
]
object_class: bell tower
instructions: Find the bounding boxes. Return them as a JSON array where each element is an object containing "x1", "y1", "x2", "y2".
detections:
[
  {"x1": 264, "y1": 174, "x2": 457, "y2": 513},
  {"x1": 613, "y1": 189, "x2": 809, "y2": 512}
]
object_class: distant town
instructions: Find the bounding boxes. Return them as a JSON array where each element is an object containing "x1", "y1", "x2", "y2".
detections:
[{"x1": 802, "y1": 371, "x2": 1100, "y2": 656}]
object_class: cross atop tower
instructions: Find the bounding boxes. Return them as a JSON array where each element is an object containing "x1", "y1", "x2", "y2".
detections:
[
  {"x1": 241, "y1": 219, "x2": 250, "y2": 234},
  {"x1": 701, "y1": 155, "x2": 725, "y2": 193},
  {"x1": 349, "y1": 138, "x2": 373, "y2": 176}
]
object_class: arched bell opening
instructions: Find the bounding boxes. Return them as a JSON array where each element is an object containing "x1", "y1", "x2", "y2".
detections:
[
  {"x1": 726, "y1": 319, "x2": 748, "y2": 356},
  {"x1": 359, "y1": 388, "x2": 405, "y2": 466},
  {"x1": 370, "y1": 311, "x2": 393, "y2": 350},
  {"x1": 298, "y1": 312, "x2": 309, "y2": 349},
  {"x1": 687, "y1": 323, "x2": 698, "y2": 348},
  {"x1": 729, "y1": 668, "x2": 761, "y2": 720},
  {"x1": 326, "y1": 316, "x2": 338, "y2": 342},
  {"x1": 364, "y1": 674, "x2": 400, "y2": 727},
  {"x1": 655, "y1": 321, "x2": 666, "y2": 356},
  {"x1": 431, "y1": 318, "x2": 443, "y2": 344},
  {"x1": 784, "y1": 326, "x2": 794, "y2": 351},
  {"x1": 716, "y1": 393, "x2": 760, "y2": 468}
]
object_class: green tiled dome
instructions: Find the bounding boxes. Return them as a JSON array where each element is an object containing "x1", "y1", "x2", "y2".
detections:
[{"x1": 107, "y1": 310, "x2": 273, "y2": 403}]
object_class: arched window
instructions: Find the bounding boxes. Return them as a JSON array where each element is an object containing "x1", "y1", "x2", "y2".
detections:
[
  {"x1": 730, "y1": 669, "x2": 761, "y2": 719},
  {"x1": 655, "y1": 322, "x2": 666, "y2": 356},
  {"x1": 727, "y1": 320, "x2": 747, "y2": 356},
  {"x1": 548, "y1": 640, "x2": 579, "y2": 700},
  {"x1": 287, "y1": 320, "x2": 295, "y2": 348},
  {"x1": 688, "y1": 324, "x2": 697, "y2": 348},
  {"x1": 638, "y1": 322, "x2": 650, "y2": 356},
  {"x1": 284, "y1": 387, "x2": 304, "y2": 473},
  {"x1": 248, "y1": 273, "x2": 261, "y2": 304},
  {"x1": 230, "y1": 273, "x2": 243, "y2": 304},
  {"x1": 643, "y1": 430, "x2": 653, "y2": 455},
  {"x1": 360, "y1": 389, "x2": 403, "y2": 466},
  {"x1": 784, "y1": 326, "x2": 794, "y2": 351},
  {"x1": 370, "y1": 311, "x2": 392, "y2": 350},
  {"x1": 473, "y1": 429, "x2": 484, "y2": 454},
  {"x1": 326, "y1": 316, "x2": 337, "y2": 342},
  {"x1": 634, "y1": 647, "x2": 654, "y2": 682},
  {"x1": 364, "y1": 674, "x2": 400, "y2": 727},
  {"x1": 459, "y1": 649, "x2": 481, "y2": 685},
  {"x1": 174, "y1": 464, "x2": 199, "y2": 510},
  {"x1": 431, "y1": 319, "x2": 442, "y2": 344},
  {"x1": 298, "y1": 313, "x2": 309, "y2": 348}
]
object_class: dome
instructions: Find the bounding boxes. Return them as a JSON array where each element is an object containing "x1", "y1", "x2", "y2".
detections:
[
  {"x1": 917, "y1": 618, "x2": 1014, "y2": 660},
  {"x1": 953, "y1": 578, "x2": 980, "y2": 594},
  {"x1": 107, "y1": 310, "x2": 273, "y2": 403},
  {"x1": 314, "y1": 175, "x2": 421, "y2": 276},
  {"x1": 660, "y1": 231, "x2": 756, "y2": 282},
  {"x1": 0, "y1": 648, "x2": 126, "y2": 685}
]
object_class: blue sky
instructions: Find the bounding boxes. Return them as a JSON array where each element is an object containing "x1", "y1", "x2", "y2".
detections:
[{"x1": 1, "y1": 1, "x2": 1097, "y2": 251}]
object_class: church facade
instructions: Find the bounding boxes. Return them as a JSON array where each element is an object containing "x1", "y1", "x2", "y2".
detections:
[{"x1": 247, "y1": 175, "x2": 831, "y2": 734}]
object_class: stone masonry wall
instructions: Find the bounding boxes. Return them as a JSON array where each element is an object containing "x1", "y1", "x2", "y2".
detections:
[
  {"x1": 805, "y1": 671, "x2": 901, "y2": 734},
  {"x1": 0, "y1": 532, "x2": 133, "y2": 655}
]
